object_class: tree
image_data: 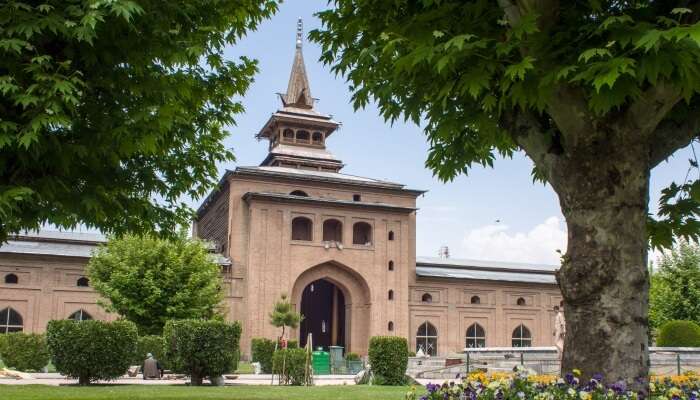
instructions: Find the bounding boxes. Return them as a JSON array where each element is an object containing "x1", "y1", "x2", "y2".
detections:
[
  {"x1": 650, "y1": 242, "x2": 700, "y2": 333},
  {"x1": 269, "y1": 294, "x2": 302, "y2": 340},
  {"x1": 310, "y1": 1, "x2": 700, "y2": 385},
  {"x1": 87, "y1": 233, "x2": 224, "y2": 334},
  {"x1": 0, "y1": 0, "x2": 278, "y2": 242}
]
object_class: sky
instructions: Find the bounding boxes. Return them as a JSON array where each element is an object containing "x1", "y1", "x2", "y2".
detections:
[{"x1": 203, "y1": 1, "x2": 694, "y2": 265}]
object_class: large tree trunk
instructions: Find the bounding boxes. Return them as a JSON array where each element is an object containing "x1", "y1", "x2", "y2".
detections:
[{"x1": 551, "y1": 141, "x2": 650, "y2": 387}]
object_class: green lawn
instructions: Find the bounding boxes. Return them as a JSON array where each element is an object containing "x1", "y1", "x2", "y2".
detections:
[{"x1": 1, "y1": 385, "x2": 418, "y2": 400}]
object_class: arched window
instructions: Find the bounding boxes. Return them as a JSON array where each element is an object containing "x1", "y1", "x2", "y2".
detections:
[
  {"x1": 68, "y1": 309, "x2": 93, "y2": 321},
  {"x1": 421, "y1": 293, "x2": 432, "y2": 303},
  {"x1": 322, "y1": 219, "x2": 343, "y2": 242},
  {"x1": 312, "y1": 132, "x2": 323, "y2": 145},
  {"x1": 512, "y1": 324, "x2": 532, "y2": 347},
  {"x1": 388, "y1": 261, "x2": 394, "y2": 271},
  {"x1": 470, "y1": 295, "x2": 481, "y2": 304},
  {"x1": 516, "y1": 297, "x2": 526, "y2": 306},
  {"x1": 290, "y1": 190, "x2": 309, "y2": 197},
  {"x1": 296, "y1": 130, "x2": 310, "y2": 143},
  {"x1": 282, "y1": 128, "x2": 294, "y2": 142},
  {"x1": 4, "y1": 274, "x2": 18, "y2": 284},
  {"x1": 466, "y1": 323, "x2": 486, "y2": 348},
  {"x1": 388, "y1": 231, "x2": 395, "y2": 241},
  {"x1": 388, "y1": 321, "x2": 394, "y2": 331},
  {"x1": 77, "y1": 277, "x2": 89, "y2": 287},
  {"x1": 291, "y1": 217, "x2": 313, "y2": 241},
  {"x1": 0, "y1": 308, "x2": 23, "y2": 333},
  {"x1": 416, "y1": 322, "x2": 438, "y2": 356},
  {"x1": 352, "y1": 222, "x2": 372, "y2": 245},
  {"x1": 388, "y1": 290, "x2": 394, "y2": 300}
]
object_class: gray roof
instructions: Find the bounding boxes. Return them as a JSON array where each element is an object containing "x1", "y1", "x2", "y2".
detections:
[
  {"x1": 0, "y1": 231, "x2": 231, "y2": 265},
  {"x1": 416, "y1": 257, "x2": 558, "y2": 285},
  {"x1": 236, "y1": 166, "x2": 409, "y2": 189},
  {"x1": 243, "y1": 191, "x2": 417, "y2": 213},
  {"x1": 268, "y1": 144, "x2": 342, "y2": 162}
]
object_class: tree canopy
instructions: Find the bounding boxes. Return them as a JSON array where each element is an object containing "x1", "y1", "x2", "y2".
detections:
[
  {"x1": 311, "y1": 0, "x2": 700, "y2": 384},
  {"x1": 0, "y1": 0, "x2": 278, "y2": 241},
  {"x1": 650, "y1": 242, "x2": 700, "y2": 332},
  {"x1": 311, "y1": 1, "x2": 700, "y2": 247},
  {"x1": 87, "y1": 233, "x2": 224, "y2": 335},
  {"x1": 269, "y1": 294, "x2": 302, "y2": 339}
]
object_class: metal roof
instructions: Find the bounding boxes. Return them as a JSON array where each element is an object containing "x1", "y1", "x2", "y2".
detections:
[
  {"x1": 416, "y1": 266, "x2": 557, "y2": 284},
  {"x1": 416, "y1": 257, "x2": 558, "y2": 285},
  {"x1": 238, "y1": 166, "x2": 405, "y2": 187},
  {"x1": 243, "y1": 191, "x2": 418, "y2": 213},
  {"x1": 0, "y1": 231, "x2": 231, "y2": 265},
  {"x1": 417, "y1": 256, "x2": 558, "y2": 272},
  {"x1": 268, "y1": 144, "x2": 342, "y2": 162}
]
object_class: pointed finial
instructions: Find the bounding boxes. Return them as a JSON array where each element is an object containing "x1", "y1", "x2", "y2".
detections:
[{"x1": 296, "y1": 18, "x2": 303, "y2": 49}]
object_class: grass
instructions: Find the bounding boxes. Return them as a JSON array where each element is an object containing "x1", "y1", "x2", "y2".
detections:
[{"x1": 0, "y1": 385, "x2": 417, "y2": 400}]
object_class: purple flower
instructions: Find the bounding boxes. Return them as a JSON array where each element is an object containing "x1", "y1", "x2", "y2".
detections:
[
  {"x1": 565, "y1": 372, "x2": 575, "y2": 385},
  {"x1": 609, "y1": 380, "x2": 627, "y2": 394},
  {"x1": 592, "y1": 373, "x2": 603, "y2": 382}
]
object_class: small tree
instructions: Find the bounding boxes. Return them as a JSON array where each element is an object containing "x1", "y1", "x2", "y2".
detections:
[
  {"x1": 87, "y1": 233, "x2": 224, "y2": 334},
  {"x1": 650, "y1": 242, "x2": 700, "y2": 332},
  {"x1": 269, "y1": 294, "x2": 302, "y2": 340}
]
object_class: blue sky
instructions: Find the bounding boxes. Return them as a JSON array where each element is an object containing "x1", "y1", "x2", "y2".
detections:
[{"x1": 209, "y1": 1, "x2": 694, "y2": 264}]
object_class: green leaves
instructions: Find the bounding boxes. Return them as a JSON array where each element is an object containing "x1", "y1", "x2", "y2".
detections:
[
  {"x1": 504, "y1": 56, "x2": 535, "y2": 81},
  {"x1": 0, "y1": 0, "x2": 278, "y2": 241},
  {"x1": 86, "y1": 233, "x2": 225, "y2": 335}
]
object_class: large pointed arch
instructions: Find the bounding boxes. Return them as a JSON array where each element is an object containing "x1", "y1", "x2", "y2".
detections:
[{"x1": 291, "y1": 260, "x2": 371, "y2": 354}]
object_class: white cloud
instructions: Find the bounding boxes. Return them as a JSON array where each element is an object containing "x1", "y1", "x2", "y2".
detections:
[{"x1": 460, "y1": 217, "x2": 567, "y2": 265}]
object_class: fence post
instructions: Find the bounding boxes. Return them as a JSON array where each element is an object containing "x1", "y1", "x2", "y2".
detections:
[
  {"x1": 677, "y1": 353, "x2": 681, "y2": 376},
  {"x1": 466, "y1": 352, "x2": 470, "y2": 374}
]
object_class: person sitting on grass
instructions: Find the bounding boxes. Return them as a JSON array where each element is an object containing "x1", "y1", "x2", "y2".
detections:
[{"x1": 142, "y1": 353, "x2": 162, "y2": 380}]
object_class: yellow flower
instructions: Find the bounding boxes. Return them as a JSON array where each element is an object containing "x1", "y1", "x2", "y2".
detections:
[
  {"x1": 573, "y1": 369, "x2": 581, "y2": 377},
  {"x1": 579, "y1": 392, "x2": 591, "y2": 400}
]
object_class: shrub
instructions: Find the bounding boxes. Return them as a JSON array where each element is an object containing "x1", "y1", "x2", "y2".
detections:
[
  {"x1": 345, "y1": 352, "x2": 360, "y2": 361},
  {"x1": 251, "y1": 338, "x2": 276, "y2": 373},
  {"x1": 272, "y1": 348, "x2": 309, "y2": 385},
  {"x1": 46, "y1": 320, "x2": 137, "y2": 385},
  {"x1": 368, "y1": 336, "x2": 408, "y2": 385},
  {"x1": 131, "y1": 335, "x2": 166, "y2": 368},
  {"x1": 287, "y1": 339, "x2": 299, "y2": 349},
  {"x1": 0, "y1": 333, "x2": 50, "y2": 371},
  {"x1": 163, "y1": 319, "x2": 241, "y2": 385},
  {"x1": 657, "y1": 320, "x2": 700, "y2": 347}
]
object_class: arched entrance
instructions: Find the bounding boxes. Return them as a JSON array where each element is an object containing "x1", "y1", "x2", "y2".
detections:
[
  {"x1": 291, "y1": 261, "x2": 371, "y2": 354},
  {"x1": 299, "y1": 279, "x2": 346, "y2": 349}
]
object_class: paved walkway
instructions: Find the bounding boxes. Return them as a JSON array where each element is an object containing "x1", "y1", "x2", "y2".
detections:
[{"x1": 0, "y1": 373, "x2": 359, "y2": 386}]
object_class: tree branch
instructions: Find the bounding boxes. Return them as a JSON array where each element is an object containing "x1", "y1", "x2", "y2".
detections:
[
  {"x1": 625, "y1": 81, "x2": 682, "y2": 137},
  {"x1": 501, "y1": 109, "x2": 559, "y2": 177},
  {"x1": 649, "y1": 104, "x2": 700, "y2": 167},
  {"x1": 546, "y1": 85, "x2": 597, "y2": 150}
]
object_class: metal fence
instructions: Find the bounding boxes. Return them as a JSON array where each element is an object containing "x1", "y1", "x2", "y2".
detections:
[{"x1": 409, "y1": 348, "x2": 700, "y2": 379}]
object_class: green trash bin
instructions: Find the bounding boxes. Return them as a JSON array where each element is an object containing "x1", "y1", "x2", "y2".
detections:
[{"x1": 312, "y1": 350, "x2": 330, "y2": 375}]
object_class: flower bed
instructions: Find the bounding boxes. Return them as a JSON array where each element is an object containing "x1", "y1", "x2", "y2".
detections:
[{"x1": 406, "y1": 368, "x2": 700, "y2": 399}]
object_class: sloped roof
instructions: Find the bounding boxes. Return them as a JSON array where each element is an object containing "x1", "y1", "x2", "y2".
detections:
[{"x1": 416, "y1": 257, "x2": 558, "y2": 285}]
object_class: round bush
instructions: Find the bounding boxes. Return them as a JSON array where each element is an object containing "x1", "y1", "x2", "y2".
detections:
[
  {"x1": 251, "y1": 338, "x2": 276, "y2": 373},
  {"x1": 0, "y1": 333, "x2": 50, "y2": 371},
  {"x1": 368, "y1": 336, "x2": 408, "y2": 385},
  {"x1": 163, "y1": 319, "x2": 241, "y2": 386},
  {"x1": 657, "y1": 320, "x2": 700, "y2": 347},
  {"x1": 46, "y1": 319, "x2": 138, "y2": 385},
  {"x1": 272, "y1": 348, "x2": 309, "y2": 385}
]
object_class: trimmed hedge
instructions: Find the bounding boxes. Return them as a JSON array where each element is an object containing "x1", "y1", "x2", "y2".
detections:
[
  {"x1": 345, "y1": 352, "x2": 360, "y2": 361},
  {"x1": 251, "y1": 338, "x2": 276, "y2": 373},
  {"x1": 132, "y1": 335, "x2": 166, "y2": 368},
  {"x1": 46, "y1": 320, "x2": 137, "y2": 385},
  {"x1": 0, "y1": 333, "x2": 50, "y2": 372},
  {"x1": 164, "y1": 319, "x2": 241, "y2": 386},
  {"x1": 272, "y1": 348, "x2": 308, "y2": 385},
  {"x1": 657, "y1": 320, "x2": 700, "y2": 347},
  {"x1": 368, "y1": 336, "x2": 408, "y2": 385}
]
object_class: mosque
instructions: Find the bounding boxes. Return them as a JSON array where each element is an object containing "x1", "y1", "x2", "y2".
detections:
[{"x1": 0, "y1": 21, "x2": 561, "y2": 360}]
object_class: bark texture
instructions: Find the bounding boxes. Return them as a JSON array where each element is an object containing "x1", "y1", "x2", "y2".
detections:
[{"x1": 550, "y1": 138, "x2": 651, "y2": 384}]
